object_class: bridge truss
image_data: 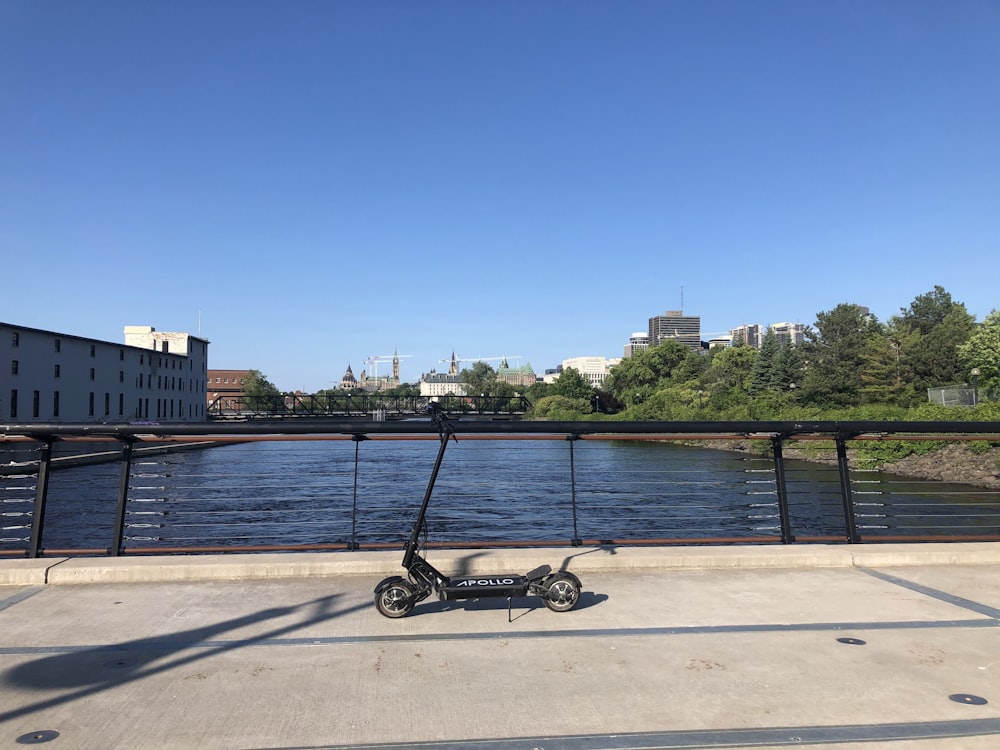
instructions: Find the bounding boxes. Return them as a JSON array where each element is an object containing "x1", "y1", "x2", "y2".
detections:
[{"x1": 206, "y1": 393, "x2": 531, "y2": 420}]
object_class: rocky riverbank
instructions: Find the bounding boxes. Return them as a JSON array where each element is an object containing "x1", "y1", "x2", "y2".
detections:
[
  {"x1": 763, "y1": 442, "x2": 1000, "y2": 490},
  {"x1": 871, "y1": 443, "x2": 1000, "y2": 489},
  {"x1": 697, "y1": 437, "x2": 1000, "y2": 490}
]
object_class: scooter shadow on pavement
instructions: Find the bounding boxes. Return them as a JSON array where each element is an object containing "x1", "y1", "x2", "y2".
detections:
[{"x1": 404, "y1": 589, "x2": 608, "y2": 619}]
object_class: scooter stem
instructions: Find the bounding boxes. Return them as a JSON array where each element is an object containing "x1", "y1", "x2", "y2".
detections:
[{"x1": 402, "y1": 404, "x2": 456, "y2": 569}]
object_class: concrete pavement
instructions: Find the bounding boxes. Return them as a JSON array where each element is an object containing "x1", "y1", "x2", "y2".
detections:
[{"x1": 3, "y1": 544, "x2": 1000, "y2": 749}]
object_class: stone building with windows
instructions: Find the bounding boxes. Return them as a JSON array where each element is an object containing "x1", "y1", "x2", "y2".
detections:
[
  {"x1": 495, "y1": 357, "x2": 537, "y2": 387},
  {"x1": 206, "y1": 369, "x2": 252, "y2": 411},
  {"x1": 338, "y1": 364, "x2": 358, "y2": 390},
  {"x1": 419, "y1": 371, "x2": 467, "y2": 397},
  {"x1": 558, "y1": 356, "x2": 621, "y2": 388},
  {"x1": 1, "y1": 322, "x2": 209, "y2": 423}
]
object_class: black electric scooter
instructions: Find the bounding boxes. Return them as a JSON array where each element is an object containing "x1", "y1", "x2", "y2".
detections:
[{"x1": 374, "y1": 402, "x2": 582, "y2": 619}]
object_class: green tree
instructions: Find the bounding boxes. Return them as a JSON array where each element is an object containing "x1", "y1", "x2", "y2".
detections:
[
  {"x1": 707, "y1": 343, "x2": 757, "y2": 392},
  {"x1": 749, "y1": 329, "x2": 805, "y2": 401},
  {"x1": 893, "y1": 286, "x2": 975, "y2": 398},
  {"x1": 857, "y1": 327, "x2": 903, "y2": 403},
  {"x1": 523, "y1": 380, "x2": 550, "y2": 404},
  {"x1": 242, "y1": 370, "x2": 280, "y2": 397},
  {"x1": 748, "y1": 328, "x2": 780, "y2": 395},
  {"x1": 772, "y1": 339, "x2": 805, "y2": 393},
  {"x1": 604, "y1": 340, "x2": 690, "y2": 406},
  {"x1": 549, "y1": 367, "x2": 594, "y2": 402},
  {"x1": 958, "y1": 309, "x2": 1000, "y2": 400},
  {"x1": 530, "y1": 395, "x2": 591, "y2": 420},
  {"x1": 461, "y1": 361, "x2": 497, "y2": 396},
  {"x1": 241, "y1": 370, "x2": 282, "y2": 411},
  {"x1": 670, "y1": 349, "x2": 710, "y2": 384},
  {"x1": 801, "y1": 304, "x2": 882, "y2": 406},
  {"x1": 382, "y1": 382, "x2": 420, "y2": 397}
]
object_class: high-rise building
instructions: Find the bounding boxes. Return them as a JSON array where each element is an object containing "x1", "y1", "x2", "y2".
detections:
[
  {"x1": 730, "y1": 324, "x2": 762, "y2": 348},
  {"x1": 623, "y1": 332, "x2": 649, "y2": 358},
  {"x1": 648, "y1": 310, "x2": 701, "y2": 351},
  {"x1": 771, "y1": 322, "x2": 805, "y2": 346}
]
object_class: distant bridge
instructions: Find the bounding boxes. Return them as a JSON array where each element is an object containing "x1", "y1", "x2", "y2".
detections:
[{"x1": 206, "y1": 393, "x2": 530, "y2": 420}]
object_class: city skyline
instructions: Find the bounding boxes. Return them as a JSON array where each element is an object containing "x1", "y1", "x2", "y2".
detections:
[{"x1": 3, "y1": 2, "x2": 997, "y2": 392}]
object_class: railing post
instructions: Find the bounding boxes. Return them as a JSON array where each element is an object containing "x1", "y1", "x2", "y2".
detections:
[
  {"x1": 566, "y1": 435, "x2": 582, "y2": 546},
  {"x1": 110, "y1": 439, "x2": 135, "y2": 556},
  {"x1": 835, "y1": 435, "x2": 862, "y2": 543},
  {"x1": 27, "y1": 439, "x2": 54, "y2": 558},
  {"x1": 349, "y1": 434, "x2": 367, "y2": 550},
  {"x1": 770, "y1": 434, "x2": 795, "y2": 544}
]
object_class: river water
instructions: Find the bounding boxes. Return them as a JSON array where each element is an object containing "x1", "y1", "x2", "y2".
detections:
[{"x1": 3, "y1": 439, "x2": 1000, "y2": 552}]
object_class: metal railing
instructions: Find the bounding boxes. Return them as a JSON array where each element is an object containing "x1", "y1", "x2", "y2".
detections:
[{"x1": 2, "y1": 419, "x2": 999, "y2": 557}]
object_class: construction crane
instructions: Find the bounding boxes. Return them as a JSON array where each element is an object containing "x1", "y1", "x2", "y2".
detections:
[{"x1": 365, "y1": 353, "x2": 412, "y2": 378}]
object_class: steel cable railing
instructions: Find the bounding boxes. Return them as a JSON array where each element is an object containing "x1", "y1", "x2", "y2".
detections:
[{"x1": 2, "y1": 419, "x2": 1000, "y2": 556}]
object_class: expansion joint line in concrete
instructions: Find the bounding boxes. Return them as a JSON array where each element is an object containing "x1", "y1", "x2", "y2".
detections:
[
  {"x1": 0, "y1": 585, "x2": 44, "y2": 614},
  {"x1": 251, "y1": 717, "x2": 1000, "y2": 749},
  {"x1": 859, "y1": 567, "x2": 1000, "y2": 621}
]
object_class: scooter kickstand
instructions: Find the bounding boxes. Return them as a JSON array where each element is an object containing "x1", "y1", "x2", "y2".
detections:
[{"x1": 507, "y1": 596, "x2": 512, "y2": 623}]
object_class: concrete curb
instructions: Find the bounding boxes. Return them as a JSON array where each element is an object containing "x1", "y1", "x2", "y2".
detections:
[
  {"x1": 3, "y1": 542, "x2": 1000, "y2": 586},
  {"x1": 0, "y1": 558, "x2": 67, "y2": 586}
]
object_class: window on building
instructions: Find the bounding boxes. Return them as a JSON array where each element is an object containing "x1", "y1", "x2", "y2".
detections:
[
  {"x1": 53, "y1": 391, "x2": 59, "y2": 417},
  {"x1": 54, "y1": 364, "x2": 60, "y2": 378},
  {"x1": 118, "y1": 393, "x2": 124, "y2": 416},
  {"x1": 119, "y1": 349, "x2": 125, "y2": 361},
  {"x1": 119, "y1": 370, "x2": 124, "y2": 383},
  {"x1": 12, "y1": 332, "x2": 18, "y2": 347},
  {"x1": 54, "y1": 339, "x2": 61, "y2": 352},
  {"x1": 89, "y1": 392, "x2": 95, "y2": 416},
  {"x1": 10, "y1": 360, "x2": 17, "y2": 375},
  {"x1": 33, "y1": 390, "x2": 39, "y2": 418},
  {"x1": 104, "y1": 393, "x2": 110, "y2": 417},
  {"x1": 89, "y1": 368, "x2": 95, "y2": 381},
  {"x1": 90, "y1": 344, "x2": 96, "y2": 357},
  {"x1": 9, "y1": 389, "x2": 17, "y2": 419}
]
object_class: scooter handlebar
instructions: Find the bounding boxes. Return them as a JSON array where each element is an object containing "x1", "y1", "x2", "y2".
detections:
[{"x1": 425, "y1": 400, "x2": 457, "y2": 441}]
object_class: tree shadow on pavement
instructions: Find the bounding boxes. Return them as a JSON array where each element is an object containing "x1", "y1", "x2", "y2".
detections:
[{"x1": 0, "y1": 591, "x2": 365, "y2": 725}]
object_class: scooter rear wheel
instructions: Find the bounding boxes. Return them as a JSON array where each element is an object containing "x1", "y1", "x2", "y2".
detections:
[
  {"x1": 375, "y1": 580, "x2": 416, "y2": 618},
  {"x1": 543, "y1": 574, "x2": 580, "y2": 612}
]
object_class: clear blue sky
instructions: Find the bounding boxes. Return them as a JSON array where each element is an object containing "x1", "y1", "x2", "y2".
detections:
[{"x1": 2, "y1": 1, "x2": 998, "y2": 391}]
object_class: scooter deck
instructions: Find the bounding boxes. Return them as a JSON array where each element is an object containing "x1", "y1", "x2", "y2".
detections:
[{"x1": 438, "y1": 574, "x2": 529, "y2": 600}]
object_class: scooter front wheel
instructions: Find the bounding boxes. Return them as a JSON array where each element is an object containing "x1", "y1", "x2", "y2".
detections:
[
  {"x1": 543, "y1": 574, "x2": 580, "y2": 612},
  {"x1": 375, "y1": 580, "x2": 416, "y2": 618}
]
